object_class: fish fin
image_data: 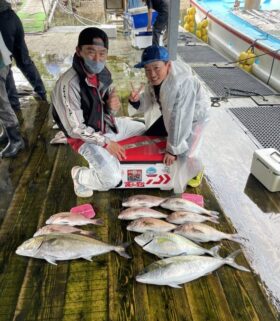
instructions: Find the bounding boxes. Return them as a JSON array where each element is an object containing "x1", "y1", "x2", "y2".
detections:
[
  {"x1": 115, "y1": 242, "x2": 131, "y2": 259},
  {"x1": 82, "y1": 256, "x2": 93, "y2": 262},
  {"x1": 209, "y1": 210, "x2": 219, "y2": 217},
  {"x1": 44, "y1": 256, "x2": 57, "y2": 265},
  {"x1": 76, "y1": 230, "x2": 96, "y2": 237},
  {"x1": 168, "y1": 283, "x2": 182, "y2": 288},
  {"x1": 91, "y1": 218, "x2": 104, "y2": 226},
  {"x1": 209, "y1": 216, "x2": 219, "y2": 224},
  {"x1": 230, "y1": 234, "x2": 247, "y2": 243},
  {"x1": 209, "y1": 245, "x2": 221, "y2": 257},
  {"x1": 225, "y1": 250, "x2": 250, "y2": 272}
]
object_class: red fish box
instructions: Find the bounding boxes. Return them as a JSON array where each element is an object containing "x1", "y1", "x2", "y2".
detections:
[{"x1": 117, "y1": 136, "x2": 173, "y2": 190}]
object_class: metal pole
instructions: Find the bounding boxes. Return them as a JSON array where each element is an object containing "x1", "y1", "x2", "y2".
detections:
[{"x1": 167, "y1": 0, "x2": 180, "y2": 61}]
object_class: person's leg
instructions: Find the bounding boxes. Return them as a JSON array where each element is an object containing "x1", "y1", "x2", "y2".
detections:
[
  {"x1": 152, "y1": 13, "x2": 168, "y2": 46},
  {"x1": 74, "y1": 143, "x2": 122, "y2": 193},
  {"x1": 71, "y1": 118, "x2": 145, "y2": 196},
  {"x1": 6, "y1": 68, "x2": 20, "y2": 111},
  {"x1": 105, "y1": 117, "x2": 146, "y2": 142},
  {"x1": 144, "y1": 116, "x2": 167, "y2": 136},
  {"x1": 0, "y1": 66, "x2": 24, "y2": 158},
  {"x1": 13, "y1": 29, "x2": 47, "y2": 100},
  {"x1": 16, "y1": 58, "x2": 47, "y2": 100}
]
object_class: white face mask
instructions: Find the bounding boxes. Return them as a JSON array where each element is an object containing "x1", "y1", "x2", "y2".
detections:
[{"x1": 83, "y1": 58, "x2": 105, "y2": 74}]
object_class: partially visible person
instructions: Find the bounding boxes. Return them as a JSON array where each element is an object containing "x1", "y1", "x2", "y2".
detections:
[
  {"x1": 128, "y1": 45, "x2": 210, "y2": 192},
  {"x1": 0, "y1": 31, "x2": 24, "y2": 158},
  {"x1": 144, "y1": 0, "x2": 169, "y2": 46},
  {"x1": 52, "y1": 27, "x2": 145, "y2": 197},
  {"x1": 0, "y1": 0, "x2": 47, "y2": 111}
]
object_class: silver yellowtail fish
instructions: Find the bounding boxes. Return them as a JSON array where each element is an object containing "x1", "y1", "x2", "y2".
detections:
[
  {"x1": 118, "y1": 207, "x2": 168, "y2": 220},
  {"x1": 174, "y1": 222, "x2": 244, "y2": 243},
  {"x1": 127, "y1": 218, "x2": 176, "y2": 233},
  {"x1": 122, "y1": 195, "x2": 165, "y2": 208},
  {"x1": 134, "y1": 232, "x2": 220, "y2": 258},
  {"x1": 136, "y1": 250, "x2": 250, "y2": 287},
  {"x1": 161, "y1": 198, "x2": 219, "y2": 217},
  {"x1": 16, "y1": 233, "x2": 130, "y2": 264},
  {"x1": 166, "y1": 211, "x2": 219, "y2": 224},
  {"x1": 33, "y1": 225, "x2": 94, "y2": 237},
  {"x1": 46, "y1": 212, "x2": 103, "y2": 226}
]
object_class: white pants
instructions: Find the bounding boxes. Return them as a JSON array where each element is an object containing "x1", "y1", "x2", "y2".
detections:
[{"x1": 77, "y1": 117, "x2": 145, "y2": 191}]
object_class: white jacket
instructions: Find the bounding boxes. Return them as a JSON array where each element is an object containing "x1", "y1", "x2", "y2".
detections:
[{"x1": 130, "y1": 59, "x2": 210, "y2": 192}]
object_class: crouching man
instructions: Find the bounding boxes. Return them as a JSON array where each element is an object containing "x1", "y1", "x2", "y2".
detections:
[
  {"x1": 129, "y1": 45, "x2": 210, "y2": 193},
  {"x1": 52, "y1": 27, "x2": 145, "y2": 197}
]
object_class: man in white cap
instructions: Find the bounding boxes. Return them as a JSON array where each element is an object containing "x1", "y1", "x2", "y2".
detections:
[{"x1": 52, "y1": 27, "x2": 145, "y2": 197}]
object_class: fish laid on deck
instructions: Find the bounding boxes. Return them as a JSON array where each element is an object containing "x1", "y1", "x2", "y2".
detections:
[
  {"x1": 134, "y1": 232, "x2": 220, "y2": 258},
  {"x1": 33, "y1": 224, "x2": 95, "y2": 237},
  {"x1": 122, "y1": 195, "x2": 165, "y2": 208},
  {"x1": 161, "y1": 198, "x2": 219, "y2": 217},
  {"x1": 118, "y1": 207, "x2": 168, "y2": 220},
  {"x1": 166, "y1": 211, "x2": 219, "y2": 224},
  {"x1": 136, "y1": 250, "x2": 250, "y2": 287},
  {"x1": 174, "y1": 222, "x2": 243, "y2": 243},
  {"x1": 127, "y1": 217, "x2": 176, "y2": 233},
  {"x1": 16, "y1": 233, "x2": 130, "y2": 264},
  {"x1": 45, "y1": 212, "x2": 103, "y2": 226}
]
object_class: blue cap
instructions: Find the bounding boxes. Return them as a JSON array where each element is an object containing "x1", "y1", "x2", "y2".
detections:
[{"x1": 134, "y1": 45, "x2": 170, "y2": 68}]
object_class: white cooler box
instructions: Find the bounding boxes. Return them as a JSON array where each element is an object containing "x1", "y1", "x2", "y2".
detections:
[
  {"x1": 250, "y1": 148, "x2": 280, "y2": 192},
  {"x1": 131, "y1": 28, "x2": 162, "y2": 49},
  {"x1": 116, "y1": 136, "x2": 173, "y2": 190}
]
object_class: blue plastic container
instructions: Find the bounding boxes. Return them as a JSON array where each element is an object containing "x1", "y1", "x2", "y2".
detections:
[
  {"x1": 131, "y1": 11, "x2": 158, "y2": 28},
  {"x1": 124, "y1": 11, "x2": 157, "y2": 29}
]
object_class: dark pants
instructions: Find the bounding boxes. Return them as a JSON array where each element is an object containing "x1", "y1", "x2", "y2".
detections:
[
  {"x1": 0, "y1": 9, "x2": 46, "y2": 109},
  {"x1": 152, "y1": 12, "x2": 168, "y2": 46},
  {"x1": 0, "y1": 66, "x2": 19, "y2": 128},
  {"x1": 6, "y1": 54, "x2": 47, "y2": 110},
  {"x1": 145, "y1": 115, "x2": 167, "y2": 137},
  {"x1": 6, "y1": 68, "x2": 20, "y2": 110}
]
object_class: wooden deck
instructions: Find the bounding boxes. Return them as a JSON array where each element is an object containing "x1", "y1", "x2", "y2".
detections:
[
  {"x1": 0, "y1": 33, "x2": 279, "y2": 321},
  {"x1": 0, "y1": 101, "x2": 278, "y2": 321}
]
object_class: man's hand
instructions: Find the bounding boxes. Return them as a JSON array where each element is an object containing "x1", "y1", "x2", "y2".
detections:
[
  {"x1": 163, "y1": 152, "x2": 177, "y2": 166},
  {"x1": 129, "y1": 82, "x2": 144, "y2": 102},
  {"x1": 107, "y1": 88, "x2": 121, "y2": 112},
  {"x1": 147, "y1": 26, "x2": 152, "y2": 32},
  {"x1": 105, "y1": 141, "x2": 126, "y2": 160}
]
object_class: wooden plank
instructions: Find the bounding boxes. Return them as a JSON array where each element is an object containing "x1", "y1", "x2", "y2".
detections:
[
  {"x1": 8, "y1": 134, "x2": 75, "y2": 320},
  {"x1": 0, "y1": 101, "x2": 49, "y2": 226}
]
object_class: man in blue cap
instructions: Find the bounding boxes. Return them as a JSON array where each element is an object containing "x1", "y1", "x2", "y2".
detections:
[
  {"x1": 52, "y1": 27, "x2": 145, "y2": 197},
  {"x1": 129, "y1": 45, "x2": 210, "y2": 192}
]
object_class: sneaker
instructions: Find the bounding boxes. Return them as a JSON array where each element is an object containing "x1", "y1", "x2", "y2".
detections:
[
  {"x1": 71, "y1": 166, "x2": 93, "y2": 198},
  {"x1": 187, "y1": 170, "x2": 204, "y2": 188}
]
